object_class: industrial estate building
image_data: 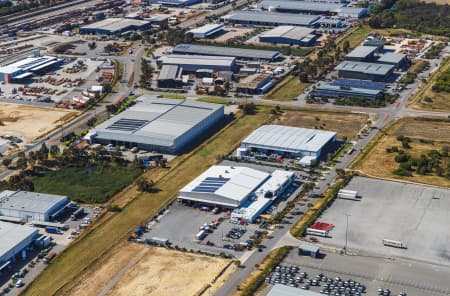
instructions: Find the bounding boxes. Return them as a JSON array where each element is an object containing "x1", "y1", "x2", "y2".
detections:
[
  {"x1": 236, "y1": 73, "x2": 274, "y2": 95},
  {"x1": 178, "y1": 165, "x2": 295, "y2": 222},
  {"x1": 0, "y1": 222, "x2": 39, "y2": 267},
  {"x1": 146, "y1": 0, "x2": 200, "y2": 6},
  {"x1": 157, "y1": 65, "x2": 183, "y2": 88},
  {"x1": 0, "y1": 55, "x2": 63, "y2": 84},
  {"x1": 0, "y1": 190, "x2": 69, "y2": 222},
  {"x1": 172, "y1": 43, "x2": 281, "y2": 61},
  {"x1": 259, "y1": 26, "x2": 317, "y2": 46},
  {"x1": 90, "y1": 96, "x2": 224, "y2": 154},
  {"x1": 267, "y1": 284, "x2": 322, "y2": 296},
  {"x1": 79, "y1": 18, "x2": 151, "y2": 35},
  {"x1": 221, "y1": 11, "x2": 320, "y2": 27},
  {"x1": 240, "y1": 125, "x2": 337, "y2": 161},
  {"x1": 335, "y1": 61, "x2": 394, "y2": 82},
  {"x1": 377, "y1": 53, "x2": 409, "y2": 69},
  {"x1": 345, "y1": 46, "x2": 378, "y2": 62},
  {"x1": 336, "y1": 7, "x2": 368, "y2": 19},
  {"x1": 187, "y1": 24, "x2": 224, "y2": 39},
  {"x1": 258, "y1": 0, "x2": 344, "y2": 15},
  {"x1": 311, "y1": 84, "x2": 383, "y2": 100},
  {"x1": 159, "y1": 54, "x2": 237, "y2": 72}
]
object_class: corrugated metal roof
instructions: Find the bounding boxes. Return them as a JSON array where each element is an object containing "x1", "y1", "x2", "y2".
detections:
[
  {"x1": 316, "y1": 84, "x2": 382, "y2": 95},
  {"x1": 0, "y1": 221, "x2": 39, "y2": 263},
  {"x1": 94, "y1": 95, "x2": 223, "y2": 148},
  {"x1": 259, "y1": 0, "x2": 344, "y2": 12},
  {"x1": 335, "y1": 61, "x2": 394, "y2": 76},
  {"x1": 242, "y1": 125, "x2": 336, "y2": 153},
  {"x1": 267, "y1": 284, "x2": 323, "y2": 296},
  {"x1": 299, "y1": 243, "x2": 320, "y2": 252},
  {"x1": 80, "y1": 18, "x2": 149, "y2": 32},
  {"x1": 346, "y1": 46, "x2": 378, "y2": 59},
  {"x1": 188, "y1": 23, "x2": 224, "y2": 34},
  {"x1": 377, "y1": 53, "x2": 406, "y2": 64},
  {"x1": 260, "y1": 26, "x2": 315, "y2": 40},
  {"x1": 173, "y1": 43, "x2": 280, "y2": 60},
  {"x1": 0, "y1": 190, "x2": 68, "y2": 215},
  {"x1": 158, "y1": 65, "x2": 182, "y2": 80},
  {"x1": 222, "y1": 11, "x2": 320, "y2": 27},
  {"x1": 161, "y1": 54, "x2": 236, "y2": 67}
]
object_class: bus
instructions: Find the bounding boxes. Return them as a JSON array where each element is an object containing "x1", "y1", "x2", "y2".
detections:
[
  {"x1": 382, "y1": 239, "x2": 405, "y2": 249},
  {"x1": 306, "y1": 228, "x2": 329, "y2": 237}
]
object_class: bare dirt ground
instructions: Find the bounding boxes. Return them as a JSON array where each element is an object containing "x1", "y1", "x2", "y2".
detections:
[
  {"x1": 276, "y1": 110, "x2": 370, "y2": 140},
  {"x1": 65, "y1": 243, "x2": 233, "y2": 296},
  {"x1": 0, "y1": 103, "x2": 78, "y2": 142},
  {"x1": 354, "y1": 117, "x2": 450, "y2": 188}
]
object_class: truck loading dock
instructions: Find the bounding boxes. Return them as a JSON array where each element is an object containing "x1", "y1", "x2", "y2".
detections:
[{"x1": 0, "y1": 221, "x2": 39, "y2": 267}]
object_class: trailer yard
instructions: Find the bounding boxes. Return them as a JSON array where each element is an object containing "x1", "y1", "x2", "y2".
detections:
[{"x1": 315, "y1": 176, "x2": 450, "y2": 266}]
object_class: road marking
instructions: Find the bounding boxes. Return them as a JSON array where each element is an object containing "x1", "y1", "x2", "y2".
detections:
[{"x1": 383, "y1": 113, "x2": 391, "y2": 122}]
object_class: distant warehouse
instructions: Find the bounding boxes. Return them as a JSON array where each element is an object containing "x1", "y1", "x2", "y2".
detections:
[
  {"x1": 187, "y1": 23, "x2": 224, "y2": 39},
  {"x1": 0, "y1": 55, "x2": 63, "y2": 84},
  {"x1": 335, "y1": 61, "x2": 395, "y2": 82},
  {"x1": 0, "y1": 190, "x2": 69, "y2": 222},
  {"x1": 0, "y1": 221, "x2": 39, "y2": 267},
  {"x1": 377, "y1": 53, "x2": 409, "y2": 69},
  {"x1": 90, "y1": 96, "x2": 224, "y2": 154},
  {"x1": 259, "y1": 26, "x2": 317, "y2": 46},
  {"x1": 345, "y1": 46, "x2": 378, "y2": 62},
  {"x1": 311, "y1": 84, "x2": 383, "y2": 100},
  {"x1": 80, "y1": 18, "x2": 151, "y2": 35},
  {"x1": 258, "y1": 0, "x2": 344, "y2": 15},
  {"x1": 240, "y1": 125, "x2": 337, "y2": 160},
  {"x1": 172, "y1": 43, "x2": 281, "y2": 61},
  {"x1": 221, "y1": 11, "x2": 320, "y2": 27},
  {"x1": 159, "y1": 54, "x2": 237, "y2": 72},
  {"x1": 157, "y1": 65, "x2": 183, "y2": 89}
]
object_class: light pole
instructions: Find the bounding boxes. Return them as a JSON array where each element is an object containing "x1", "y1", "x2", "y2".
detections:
[{"x1": 344, "y1": 213, "x2": 351, "y2": 255}]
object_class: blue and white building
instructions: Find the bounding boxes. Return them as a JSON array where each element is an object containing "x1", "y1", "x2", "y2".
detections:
[
  {"x1": 178, "y1": 166, "x2": 295, "y2": 222},
  {"x1": 0, "y1": 56, "x2": 63, "y2": 84},
  {"x1": 188, "y1": 24, "x2": 224, "y2": 39}
]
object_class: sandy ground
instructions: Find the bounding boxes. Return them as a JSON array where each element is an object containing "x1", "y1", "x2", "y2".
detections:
[
  {"x1": 65, "y1": 243, "x2": 232, "y2": 296},
  {"x1": 0, "y1": 102, "x2": 77, "y2": 142}
]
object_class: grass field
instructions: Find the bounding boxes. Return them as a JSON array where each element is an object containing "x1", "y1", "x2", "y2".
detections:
[
  {"x1": 275, "y1": 109, "x2": 369, "y2": 140},
  {"x1": 410, "y1": 57, "x2": 450, "y2": 111},
  {"x1": 197, "y1": 97, "x2": 230, "y2": 104},
  {"x1": 264, "y1": 76, "x2": 310, "y2": 101},
  {"x1": 24, "y1": 107, "x2": 273, "y2": 296},
  {"x1": 32, "y1": 166, "x2": 143, "y2": 204},
  {"x1": 352, "y1": 117, "x2": 450, "y2": 188}
]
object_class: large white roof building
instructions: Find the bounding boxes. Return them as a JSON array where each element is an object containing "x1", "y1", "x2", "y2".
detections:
[
  {"x1": 241, "y1": 125, "x2": 337, "y2": 158},
  {"x1": 0, "y1": 221, "x2": 39, "y2": 266}
]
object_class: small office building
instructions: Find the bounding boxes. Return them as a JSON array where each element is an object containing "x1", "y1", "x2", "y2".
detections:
[
  {"x1": 259, "y1": 26, "x2": 317, "y2": 46},
  {"x1": 299, "y1": 243, "x2": 320, "y2": 258}
]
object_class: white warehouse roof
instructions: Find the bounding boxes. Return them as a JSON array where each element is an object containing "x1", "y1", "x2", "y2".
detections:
[
  {"x1": 267, "y1": 284, "x2": 322, "y2": 296},
  {"x1": 0, "y1": 190, "x2": 68, "y2": 216},
  {"x1": 242, "y1": 125, "x2": 336, "y2": 154},
  {"x1": 179, "y1": 166, "x2": 270, "y2": 208},
  {"x1": 260, "y1": 26, "x2": 315, "y2": 40},
  {"x1": 188, "y1": 23, "x2": 224, "y2": 36},
  {"x1": 0, "y1": 221, "x2": 39, "y2": 264},
  {"x1": 160, "y1": 54, "x2": 236, "y2": 67}
]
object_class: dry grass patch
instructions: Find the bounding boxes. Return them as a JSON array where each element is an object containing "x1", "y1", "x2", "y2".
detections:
[
  {"x1": 353, "y1": 118, "x2": 450, "y2": 188},
  {"x1": 275, "y1": 109, "x2": 369, "y2": 140}
]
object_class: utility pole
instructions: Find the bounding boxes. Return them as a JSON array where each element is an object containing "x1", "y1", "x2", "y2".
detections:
[{"x1": 344, "y1": 213, "x2": 351, "y2": 255}]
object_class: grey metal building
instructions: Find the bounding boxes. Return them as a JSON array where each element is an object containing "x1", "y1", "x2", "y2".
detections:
[
  {"x1": 377, "y1": 53, "x2": 409, "y2": 69},
  {"x1": 335, "y1": 61, "x2": 394, "y2": 82},
  {"x1": 259, "y1": 26, "x2": 317, "y2": 46},
  {"x1": 0, "y1": 190, "x2": 69, "y2": 222},
  {"x1": 311, "y1": 84, "x2": 383, "y2": 100},
  {"x1": 91, "y1": 96, "x2": 224, "y2": 154},
  {"x1": 0, "y1": 222, "x2": 39, "y2": 267},
  {"x1": 267, "y1": 284, "x2": 322, "y2": 296},
  {"x1": 221, "y1": 11, "x2": 320, "y2": 27},
  {"x1": 159, "y1": 55, "x2": 237, "y2": 72},
  {"x1": 241, "y1": 125, "x2": 337, "y2": 159},
  {"x1": 344, "y1": 46, "x2": 378, "y2": 62},
  {"x1": 79, "y1": 18, "x2": 151, "y2": 35},
  {"x1": 258, "y1": 0, "x2": 344, "y2": 15},
  {"x1": 172, "y1": 43, "x2": 281, "y2": 61},
  {"x1": 157, "y1": 65, "x2": 183, "y2": 89}
]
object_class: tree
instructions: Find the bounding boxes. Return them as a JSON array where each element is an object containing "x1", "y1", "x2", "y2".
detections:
[
  {"x1": 342, "y1": 40, "x2": 350, "y2": 53},
  {"x1": 38, "y1": 143, "x2": 49, "y2": 160},
  {"x1": 50, "y1": 145, "x2": 60, "y2": 158},
  {"x1": 16, "y1": 157, "x2": 27, "y2": 171},
  {"x1": 106, "y1": 104, "x2": 118, "y2": 115},
  {"x1": 2, "y1": 158, "x2": 11, "y2": 167},
  {"x1": 299, "y1": 72, "x2": 308, "y2": 83},
  {"x1": 87, "y1": 117, "x2": 97, "y2": 127},
  {"x1": 136, "y1": 178, "x2": 155, "y2": 192}
]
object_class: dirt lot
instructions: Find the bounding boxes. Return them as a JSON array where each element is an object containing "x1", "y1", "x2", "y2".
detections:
[
  {"x1": 66, "y1": 243, "x2": 233, "y2": 296},
  {"x1": 275, "y1": 109, "x2": 370, "y2": 140},
  {"x1": 353, "y1": 117, "x2": 450, "y2": 187},
  {"x1": 0, "y1": 103, "x2": 77, "y2": 142}
]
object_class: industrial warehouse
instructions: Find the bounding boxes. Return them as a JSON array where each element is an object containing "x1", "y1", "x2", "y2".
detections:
[
  {"x1": 258, "y1": 0, "x2": 344, "y2": 15},
  {"x1": 178, "y1": 165, "x2": 295, "y2": 222},
  {"x1": 334, "y1": 61, "x2": 395, "y2": 82},
  {"x1": 172, "y1": 43, "x2": 281, "y2": 61},
  {"x1": 311, "y1": 83, "x2": 383, "y2": 100},
  {"x1": 187, "y1": 24, "x2": 224, "y2": 39},
  {"x1": 0, "y1": 55, "x2": 63, "y2": 84},
  {"x1": 158, "y1": 54, "x2": 237, "y2": 72},
  {"x1": 240, "y1": 125, "x2": 337, "y2": 162},
  {"x1": 221, "y1": 11, "x2": 320, "y2": 27},
  {"x1": 0, "y1": 222, "x2": 39, "y2": 268},
  {"x1": 157, "y1": 65, "x2": 183, "y2": 89},
  {"x1": 90, "y1": 96, "x2": 224, "y2": 154},
  {"x1": 259, "y1": 26, "x2": 317, "y2": 46},
  {"x1": 79, "y1": 18, "x2": 151, "y2": 35},
  {"x1": 0, "y1": 190, "x2": 69, "y2": 222}
]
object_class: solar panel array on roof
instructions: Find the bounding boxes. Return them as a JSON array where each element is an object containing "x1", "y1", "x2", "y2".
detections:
[
  {"x1": 106, "y1": 118, "x2": 149, "y2": 132},
  {"x1": 330, "y1": 78, "x2": 386, "y2": 90},
  {"x1": 192, "y1": 177, "x2": 230, "y2": 193}
]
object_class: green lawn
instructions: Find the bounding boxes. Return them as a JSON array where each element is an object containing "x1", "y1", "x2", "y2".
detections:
[
  {"x1": 32, "y1": 166, "x2": 142, "y2": 204},
  {"x1": 197, "y1": 97, "x2": 229, "y2": 104},
  {"x1": 162, "y1": 94, "x2": 187, "y2": 99},
  {"x1": 265, "y1": 75, "x2": 310, "y2": 101}
]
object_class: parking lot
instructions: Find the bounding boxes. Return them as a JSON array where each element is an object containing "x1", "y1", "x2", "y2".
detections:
[
  {"x1": 262, "y1": 249, "x2": 450, "y2": 296},
  {"x1": 316, "y1": 177, "x2": 450, "y2": 266}
]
